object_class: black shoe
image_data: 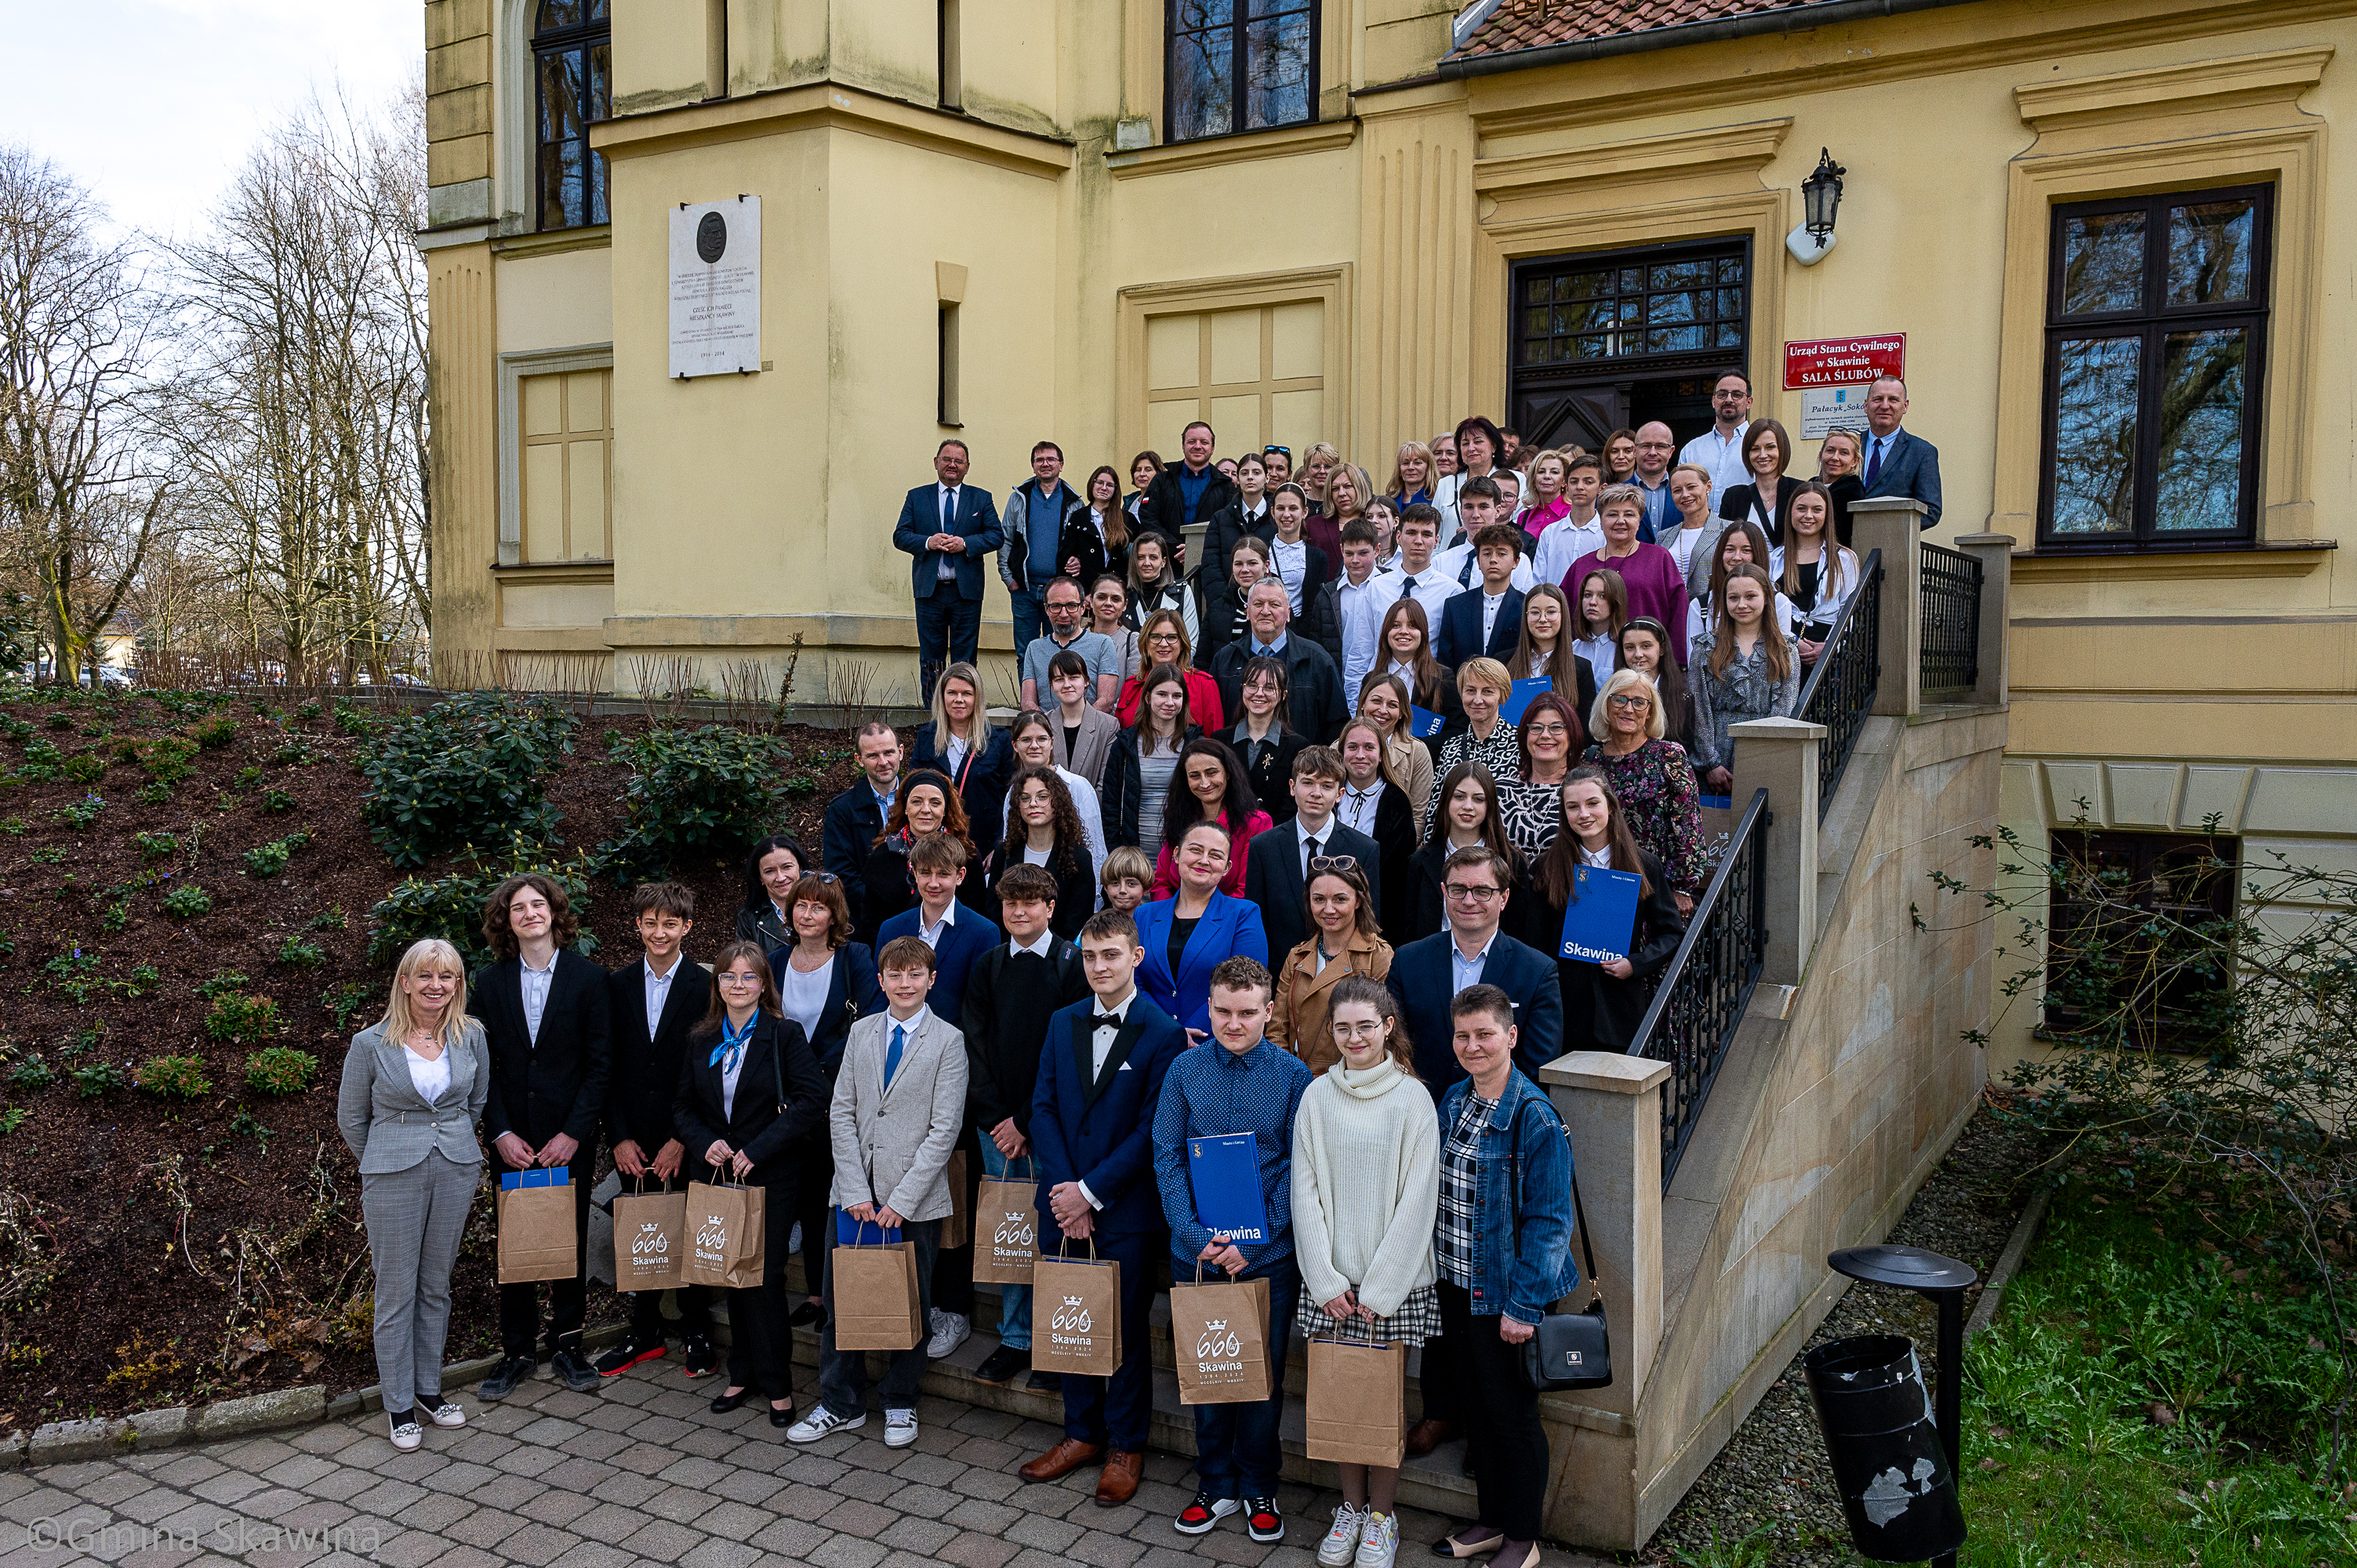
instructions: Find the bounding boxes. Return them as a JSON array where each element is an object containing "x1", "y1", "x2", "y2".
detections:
[
  {"x1": 1025, "y1": 1369, "x2": 1062, "y2": 1392},
  {"x1": 550, "y1": 1347, "x2": 601, "y2": 1393},
  {"x1": 975, "y1": 1345, "x2": 1030, "y2": 1385},
  {"x1": 594, "y1": 1336, "x2": 664, "y2": 1377},
  {"x1": 681, "y1": 1335, "x2": 720, "y2": 1378},
  {"x1": 478, "y1": 1355, "x2": 535, "y2": 1401},
  {"x1": 768, "y1": 1402, "x2": 797, "y2": 1428},
  {"x1": 711, "y1": 1386, "x2": 753, "y2": 1414},
  {"x1": 789, "y1": 1299, "x2": 824, "y2": 1328},
  {"x1": 1244, "y1": 1497, "x2": 1285, "y2": 1544}
]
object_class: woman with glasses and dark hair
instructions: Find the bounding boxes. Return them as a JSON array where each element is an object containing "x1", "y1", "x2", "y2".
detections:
[
  {"x1": 1117, "y1": 610, "x2": 1223, "y2": 735},
  {"x1": 1528, "y1": 769, "x2": 1685, "y2": 1052},
  {"x1": 677, "y1": 942, "x2": 828, "y2": 1430},
  {"x1": 1058, "y1": 464, "x2": 1131, "y2": 585},
  {"x1": 1582, "y1": 668, "x2": 1706, "y2": 916},
  {"x1": 1266, "y1": 858, "x2": 1393, "y2": 1076},
  {"x1": 735, "y1": 834, "x2": 815, "y2": 953},
  {"x1": 1498, "y1": 691, "x2": 1583, "y2": 861},
  {"x1": 764, "y1": 873, "x2": 880, "y2": 1332},
  {"x1": 1228, "y1": 655, "x2": 1308, "y2": 826},
  {"x1": 1150, "y1": 736, "x2": 1269, "y2": 899}
]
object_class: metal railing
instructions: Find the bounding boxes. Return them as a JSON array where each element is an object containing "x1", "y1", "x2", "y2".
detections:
[
  {"x1": 1794, "y1": 549, "x2": 1883, "y2": 822},
  {"x1": 1628, "y1": 788, "x2": 1770, "y2": 1188},
  {"x1": 1919, "y1": 543, "x2": 1983, "y2": 698}
]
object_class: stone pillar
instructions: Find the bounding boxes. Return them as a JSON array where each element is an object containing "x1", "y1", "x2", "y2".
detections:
[
  {"x1": 1537, "y1": 1052, "x2": 1671, "y2": 1421},
  {"x1": 1729, "y1": 716, "x2": 1824, "y2": 986},
  {"x1": 1952, "y1": 532, "x2": 2015, "y2": 710},
  {"x1": 1848, "y1": 497, "x2": 1926, "y2": 719}
]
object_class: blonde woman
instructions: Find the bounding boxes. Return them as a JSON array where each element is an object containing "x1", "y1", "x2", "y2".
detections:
[
  {"x1": 1387, "y1": 441, "x2": 1435, "y2": 509},
  {"x1": 337, "y1": 939, "x2": 491, "y2": 1451},
  {"x1": 909, "y1": 659, "x2": 1016, "y2": 851},
  {"x1": 1298, "y1": 440, "x2": 1346, "y2": 560}
]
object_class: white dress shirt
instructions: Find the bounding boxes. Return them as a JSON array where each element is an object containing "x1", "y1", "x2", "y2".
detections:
[
  {"x1": 1009, "y1": 930, "x2": 1056, "y2": 960},
  {"x1": 1663, "y1": 521, "x2": 1712, "y2": 582},
  {"x1": 1679, "y1": 423, "x2": 1752, "y2": 508},
  {"x1": 1336, "y1": 568, "x2": 1398, "y2": 710},
  {"x1": 1572, "y1": 633, "x2": 1616, "y2": 691},
  {"x1": 935, "y1": 484, "x2": 963, "y2": 579},
  {"x1": 403, "y1": 1043, "x2": 452, "y2": 1105},
  {"x1": 1384, "y1": 562, "x2": 1458, "y2": 634},
  {"x1": 519, "y1": 953, "x2": 557, "y2": 1044},
  {"x1": 1270, "y1": 537, "x2": 1309, "y2": 612},
  {"x1": 1480, "y1": 591, "x2": 1506, "y2": 648},
  {"x1": 1533, "y1": 516, "x2": 1605, "y2": 590},
  {"x1": 917, "y1": 901, "x2": 958, "y2": 949},
  {"x1": 778, "y1": 956, "x2": 832, "y2": 1041},
  {"x1": 1295, "y1": 814, "x2": 1337, "y2": 880},
  {"x1": 1578, "y1": 842, "x2": 1614, "y2": 869},
  {"x1": 720, "y1": 1028, "x2": 748, "y2": 1120},
  {"x1": 1337, "y1": 782, "x2": 1382, "y2": 837},
  {"x1": 643, "y1": 954, "x2": 681, "y2": 1038},
  {"x1": 1077, "y1": 989, "x2": 1138, "y2": 1211}
]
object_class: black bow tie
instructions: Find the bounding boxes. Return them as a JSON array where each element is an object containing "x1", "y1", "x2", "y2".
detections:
[{"x1": 1091, "y1": 1013, "x2": 1125, "y2": 1032}]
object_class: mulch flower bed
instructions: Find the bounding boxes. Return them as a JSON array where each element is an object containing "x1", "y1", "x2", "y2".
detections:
[{"x1": 0, "y1": 690, "x2": 862, "y2": 1425}]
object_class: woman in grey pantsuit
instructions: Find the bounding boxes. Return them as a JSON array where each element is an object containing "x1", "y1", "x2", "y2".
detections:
[{"x1": 338, "y1": 938, "x2": 492, "y2": 1451}]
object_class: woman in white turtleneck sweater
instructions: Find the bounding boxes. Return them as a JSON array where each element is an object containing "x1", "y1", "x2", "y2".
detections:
[{"x1": 1290, "y1": 975, "x2": 1441, "y2": 1568}]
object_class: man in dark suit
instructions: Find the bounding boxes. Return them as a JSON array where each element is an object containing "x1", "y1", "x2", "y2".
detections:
[
  {"x1": 822, "y1": 721, "x2": 903, "y2": 927},
  {"x1": 893, "y1": 439, "x2": 1004, "y2": 704},
  {"x1": 475, "y1": 873, "x2": 612, "y2": 1400},
  {"x1": 597, "y1": 882, "x2": 719, "y2": 1379},
  {"x1": 1859, "y1": 376, "x2": 1941, "y2": 529},
  {"x1": 1210, "y1": 579, "x2": 1346, "y2": 743},
  {"x1": 1244, "y1": 745, "x2": 1382, "y2": 964},
  {"x1": 1134, "y1": 419, "x2": 1237, "y2": 565},
  {"x1": 961, "y1": 865, "x2": 1092, "y2": 1388},
  {"x1": 1015, "y1": 909, "x2": 1189, "y2": 1508},
  {"x1": 1434, "y1": 524, "x2": 1527, "y2": 669}
]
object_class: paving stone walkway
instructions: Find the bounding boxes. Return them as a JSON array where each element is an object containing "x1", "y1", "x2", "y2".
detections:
[{"x1": 0, "y1": 1357, "x2": 1503, "y2": 1568}]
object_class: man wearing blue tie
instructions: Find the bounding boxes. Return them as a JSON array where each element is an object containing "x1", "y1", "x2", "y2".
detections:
[
  {"x1": 895, "y1": 440, "x2": 1004, "y2": 705},
  {"x1": 1858, "y1": 377, "x2": 1942, "y2": 529}
]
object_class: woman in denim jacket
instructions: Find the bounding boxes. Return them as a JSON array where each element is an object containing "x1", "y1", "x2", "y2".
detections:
[{"x1": 1429, "y1": 984, "x2": 1579, "y2": 1568}]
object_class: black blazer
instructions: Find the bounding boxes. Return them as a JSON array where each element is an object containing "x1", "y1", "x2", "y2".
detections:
[
  {"x1": 822, "y1": 782, "x2": 888, "y2": 927},
  {"x1": 1532, "y1": 848, "x2": 1685, "y2": 1052},
  {"x1": 1403, "y1": 835, "x2": 1533, "y2": 947},
  {"x1": 1101, "y1": 724, "x2": 1204, "y2": 848},
  {"x1": 908, "y1": 724, "x2": 1016, "y2": 854},
  {"x1": 961, "y1": 938, "x2": 1091, "y2": 1138},
  {"x1": 761, "y1": 940, "x2": 881, "y2": 1080},
  {"x1": 1229, "y1": 727, "x2": 1309, "y2": 825},
  {"x1": 987, "y1": 844, "x2": 1097, "y2": 939},
  {"x1": 604, "y1": 956, "x2": 716, "y2": 1156},
  {"x1": 1358, "y1": 783, "x2": 1420, "y2": 940},
  {"x1": 477, "y1": 949, "x2": 612, "y2": 1155},
  {"x1": 672, "y1": 1013, "x2": 828, "y2": 1188},
  {"x1": 1243, "y1": 815, "x2": 1384, "y2": 965},
  {"x1": 1056, "y1": 501, "x2": 1130, "y2": 586},
  {"x1": 1435, "y1": 584, "x2": 1525, "y2": 669},
  {"x1": 1135, "y1": 463, "x2": 1239, "y2": 546},
  {"x1": 1718, "y1": 475, "x2": 1807, "y2": 547},
  {"x1": 1198, "y1": 499, "x2": 1274, "y2": 591}
]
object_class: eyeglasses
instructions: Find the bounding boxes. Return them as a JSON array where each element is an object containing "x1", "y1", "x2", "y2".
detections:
[
  {"x1": 1444, "y1": 884, "x2": 1504, "y2": 902},
  {"x1": 1524, "y1": 721, "x2": 1569, "y2": 739},
  {"x1": 799, "y1": 871, "x2": 841, "y2": 884},
  {"x1": 717, "y1": 971, "x2": 764, "y2": 986},
  {"x1": 1147, "y1": 632, "x2": 1182, "y2": 644},
  {"x1": 1308, "y1": 855, "x2": 1360, "y2": 874},
  {"x1": 1607, "y1": 694, "x2": 1653, "y2": 710}
]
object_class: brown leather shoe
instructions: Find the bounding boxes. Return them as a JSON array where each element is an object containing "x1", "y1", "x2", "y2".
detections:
[
  {"x1": 1403, "y1": 1418, "x2": 1458, "y2": 1459},
  {"x1": 1020, "y1": 1437, "x2": 1106, "y2": 1483},
  {"x1": 1093, "y1": 1449, "x2": 1143, "y2": 1507}
]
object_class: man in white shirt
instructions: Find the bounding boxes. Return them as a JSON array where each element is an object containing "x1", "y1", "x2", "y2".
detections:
[
  {"x1": 1678, "y1": 370, "x2": 1755, "y2": 507},
  {"x1": 1383, "y1": 504, "x2": 1458, "y2": 633}
]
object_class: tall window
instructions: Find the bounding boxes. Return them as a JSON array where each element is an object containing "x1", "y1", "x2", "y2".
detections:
[
  {"x1": 1514, "y1": 241, "x2": 1749, "y2": 368},
  {"x1": 535, "y1": 0, "x2": 611, "y2": 230},
  {"x1": 2039, "y1": 185, "x2": 2272, "y2": 548},
  {"x1": 1167, "y1": 1, "x2": 1317, "y2": 143}
]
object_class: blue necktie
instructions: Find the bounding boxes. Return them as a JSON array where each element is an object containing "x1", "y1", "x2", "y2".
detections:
[
  {"x1": 1865, "y1": 438, "x2": 1884, "y2": 486},
  {"x1": 884, "y1": 1023, "x2": 906, "y2": 1091},
  {"x1": 709, "y1": 1015, "x2": 754, "y2": 1074},
  {"x1": 942, "y1": 488, "x2": 956, "y2": 532}
]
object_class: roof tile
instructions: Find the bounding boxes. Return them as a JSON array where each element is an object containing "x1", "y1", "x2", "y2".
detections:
[{"x1": 1451, "y1": 0, "x2": 1834, "y2": 60}]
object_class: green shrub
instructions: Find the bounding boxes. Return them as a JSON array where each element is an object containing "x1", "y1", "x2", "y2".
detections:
[
  {"x1": 126, "y1": 963, "x2": 159, "y2": 996},
  {"x1": 296, "y1": 699, "x2": 321, "y2": 720},
  {"x1": 244, "y1": 1046, "x2": 317, "y2": 1097},
  {"x1": 275, "y1": 936, "x2": 325, "y2": 969},
  {"x1": 269, "y1": 741, "x2": 317, "y2": 768},
  {"x1": 0, "y1": 1109, "x2": 25, "y2": 1135},
  {"x1": 0, "y1": 815, "x2": 19, "y2": 834},
  {"x1": 133, "y1": 830, "x2": 177, "y2": 862},
  {"x1": 598, "y1": 725, "x2": 786, "y2": 882},
  {"x1": 203, "y1": 992, "x2": 281, "y2": 1044},
  {"x1": 159, "y1": 883, "x2": 212, "y2": 919},
  {"x1": 139, "y1": 735, "x2": 198, "y2": 783},
  {"x1": 0, "y1": 714, "x2": 27, "y2": 740},
  {"x1": 332, "y1": 702, "x2": 379, "y2": 738},
  {"x1": 320, "y1": 981, "x2": 376, "y2": 1032},
  {"x1": 367, "y1": 839, "x2": 597, "y2": 970},
  {"x1": 9, "y1": 1055, "x2": 51, "y2": 1091},
  {"x1": 99, "y1": 898, "x2": 129, "y2": 932},
  {"x1": 187, "y1": 714, "x2": 237, "y2": 749},
  {"x1": 260, "y1": 788, "x2": 294, "y2": 814},
  {"x1": 196, "y1": 968, "x2": 250, "y2": 1000},
  {"x1": 241, "y1": 832, "x2": 309, "y2": 877},
  {"x1": 135, "y1": 1054, "x2": 211, "y2": 1099},
  {"x1": 16, "y1": 739, "x2": 62, "y2": 782},
  {"x1": 356, "y1": 692, "x2": 575, "y2": 869},
  {"x1": 136, "y1": 782, "x2": 170, "y2": 805},
  {"x1": 231, "y1": 765, "x2": 260, "y2": 789},
  {"x1": 68, "y1": 1061, "x2": 123, "y2": 1098},
  {"x1": 56, "y1": 793, "x2": 103, "y2": 830},
  {"x1": 62, "y1": 753, "x2": 104, "y2": 785}
]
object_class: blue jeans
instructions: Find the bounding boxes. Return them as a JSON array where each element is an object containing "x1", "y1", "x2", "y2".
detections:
[
  {"x1": 914, "y1": 590, "x2": 982, "y2": 706},
  {"x1": 979, "y1": 1142, "x2": 1033, "y2": 1350},
  {"x1": 819, "y1": 1214, "x2": 941, "y2": 1417},
  {"x1": 1185, "y1": 1253, "x2": 1300, "y2": 1500},
  {"x1": 1008, "y1": 585, "x2": 1046, "y2": 665}
]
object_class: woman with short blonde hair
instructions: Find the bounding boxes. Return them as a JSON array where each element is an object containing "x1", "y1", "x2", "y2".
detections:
[{"x1": 338, "y1": 939, "x2": 491, "y2": 1451}]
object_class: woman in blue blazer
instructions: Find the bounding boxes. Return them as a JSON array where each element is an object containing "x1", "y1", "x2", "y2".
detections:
[
  {"x1": 907, "y1": 662, "x2": 1017, "y2": 852},
  {"x1": 1133, "y1": 818, "x2": 1269, "y2": 1039}
]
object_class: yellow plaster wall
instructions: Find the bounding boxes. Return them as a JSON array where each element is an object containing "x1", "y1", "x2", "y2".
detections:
[
  {"x1": 494, "y1": 247, "x2": 615, "y2": 353},
  {"x1": 728, "y1": 0, "x2": 829, "y2": 96},
  {"x1": 612, "y1": 0, "x2": 717, "y2": 114},
  {"x1": 954, "y1": 0, "x2": 1065, "y2": 138}
]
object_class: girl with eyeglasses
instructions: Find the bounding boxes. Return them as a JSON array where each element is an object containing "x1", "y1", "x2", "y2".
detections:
[
  {"x1": 1267, "y1": 859, "x2": 1393, "y2": 1076},
  {"x1": 1530, "y1": 769, "x2": 1685, "y2": 1052},
  {"x1": 1229, "y1": 655, "x2": 1308, "y2": 827},
  {"x1": 1512, "y1": 582, "x2": 1596, "y2": 724},
  {"x1": 1582, "y1": 668, "x2": 1705, "y2": 916},
  {"x1": 1117, "y1": 609, "x2": 1222, "y2": 735},
  {"x1": 993, "y1": 764, "x2": 1096, "y2": 938}
]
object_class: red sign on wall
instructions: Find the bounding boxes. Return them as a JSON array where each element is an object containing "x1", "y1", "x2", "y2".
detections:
[{"x1": 1784, "y1": 335, "x2": 1905, "y2": 390}]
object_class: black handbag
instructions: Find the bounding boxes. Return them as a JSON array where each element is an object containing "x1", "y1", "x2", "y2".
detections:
[{"x1": 1506, "y1": 1109, "x2": 1612, "y2": 1392}]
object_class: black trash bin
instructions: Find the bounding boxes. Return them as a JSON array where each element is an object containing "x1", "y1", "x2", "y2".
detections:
[{"x1": 1802, "y1": 1334, "x2": 1967, "y2": 1563}]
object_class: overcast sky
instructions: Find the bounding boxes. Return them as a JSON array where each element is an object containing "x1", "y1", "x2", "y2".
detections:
[{"x1": 0, "y1": 0, "x2": 421, "y2": 241}]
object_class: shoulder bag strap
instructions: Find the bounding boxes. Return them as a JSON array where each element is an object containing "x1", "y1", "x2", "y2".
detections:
[{"x1": 1505, "y1": 1098, "x2": 1603, "y2": 1301}]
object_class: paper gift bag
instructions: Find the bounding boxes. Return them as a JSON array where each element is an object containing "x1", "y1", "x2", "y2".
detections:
[
  {"x1": 496, "y1": 1171, "x2": 577, "y2": 1284},
  {"x1": 972, "y1": 1160, "x2": 1040, "y2": 1286},
  {"x1": 1169, "y1": 1270, "x2": 1272, "y2": 1406},
  {"x1": 612, "y1": 1183, "x2": 686, "y2": 1293},
  {"x1": 831, "y1": 1219, "x2": 924, "y2": 1350},
  {"x1": 941, "y1": 1150, "x2": 971, "y2": 1250},
  {"x1": 681, "y1": 1181, "x2": 767, "y2": 1290},
  {"x1": 1033, "y1": 1244, "x2": 1123, "y2": 1379},
  {"x1": 1306, "y1": 1338, "x2": 1407, "y2": 1467}
]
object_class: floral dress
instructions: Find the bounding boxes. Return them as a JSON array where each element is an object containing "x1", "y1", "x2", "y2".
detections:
[
  {"x1": 1426, "y1": 720, "x2": 1520, "y2": 834},
  {"x1": 1578, "y1": 739, "x2": 1705, "y2": 896}
]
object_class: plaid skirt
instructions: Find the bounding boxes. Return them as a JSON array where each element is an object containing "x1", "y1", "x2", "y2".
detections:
[{"x1": 1293, "y1": 1281, "x2": 1441, "y2": 1348}]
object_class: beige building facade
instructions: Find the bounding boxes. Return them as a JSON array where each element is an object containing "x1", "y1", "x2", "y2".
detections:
[{"x1": 422, "y1": 0, "x2": 2356, "y2": 1068}]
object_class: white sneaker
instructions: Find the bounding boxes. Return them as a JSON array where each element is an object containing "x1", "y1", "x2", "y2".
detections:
[
  {"x1": 926, "y1": 1309, "x2": 971, "y2": 1359},
  {"x1": 420, "y1": 1400, "x2": 467, "y2": 1428},
  {"x1": 785, "y1": 1406, "x2": 866, "y2": 1444},
  {"x1": 387, "y1": 1415, "x2": 422, "y2": 1452},
  {"x1": 1317, "y1": 1502, "x2": 1366, "y2": 1566},
  {"x1": 1353, "y1": 1511, "x2": 1400, "y2": 1568},
  {"x1": 884, "y1": 1408, "x2": 919, "y2": 1448}
]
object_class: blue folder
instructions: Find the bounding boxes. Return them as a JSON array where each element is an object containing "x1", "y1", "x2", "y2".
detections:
[
  {"x1": 1409, "y1": 704, "x2": 1447, "y2": 740},
  {"x1": 499, "y1": 1169, "x2": 572, "y2": 1192},
  {"x1": 1186, "y1": 1134, "x2": 1269, "y2": 1243},
  {"x1": 1698, "y1": 794, "x2": 1734, "y2": 811},
  {"x1": 1501, "y1": 677, "x2": 1552, "y2": 725},
  {"x1": 1558, "y1": 865, "x2": 1643, "y2": 965}
]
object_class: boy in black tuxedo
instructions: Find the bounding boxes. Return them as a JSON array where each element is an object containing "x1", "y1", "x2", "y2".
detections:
[
  {"x1": 475, "y1": 873, "x2": 612, "y2": 1399},
  {"x1": 597, "y1": 882, "x2": 719, "y2": 1379}
]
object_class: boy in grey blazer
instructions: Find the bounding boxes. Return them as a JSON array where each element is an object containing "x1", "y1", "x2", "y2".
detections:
[{"x1": 788, "y1": 935, "x2": 970, "y2": 1450}]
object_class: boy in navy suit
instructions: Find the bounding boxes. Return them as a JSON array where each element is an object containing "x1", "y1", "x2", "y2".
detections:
[
  {"x1": 878, "y1": 830, "x2": 1001, "y2": 1359},
  {"x1": 1016, "y1": 909, "x2": 1188, "y2": 1508},
  {"x1": 1436, "y1": 521, "x2": 1527, "y2": 669}
]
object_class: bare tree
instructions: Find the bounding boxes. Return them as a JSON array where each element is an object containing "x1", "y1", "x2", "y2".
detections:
[{"x1": 0, "y1": 146, "x2": 169, "y2": 684}]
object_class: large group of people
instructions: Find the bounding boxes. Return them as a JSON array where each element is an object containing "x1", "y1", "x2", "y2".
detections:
[{"x1": 336, "y1": 387, "x2": 1940, "y2": 1566}]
